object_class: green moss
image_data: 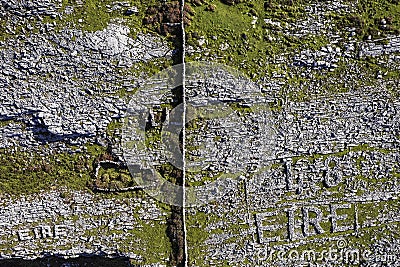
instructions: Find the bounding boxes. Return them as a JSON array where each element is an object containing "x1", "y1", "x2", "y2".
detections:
[
  {"x1": 0, "y1": 19, "x2": 7, "y2": 41},
  {"x1": 186, "y1": 0, "x2": 400, "y2": 108},
  {"x1": 51, "y1": 0, "x2": 161, "y2": 34},
  {"x1": 263, "y1": 0, "x2": 306, "y2": 22},
  {"x1": 330, "y1": 0, "x2": 400, "y2": 40},
  {"x1": 137, "y1": 57, "x2": 174, "y2": 74},
  {"x1": 95, "y1": 165, "x2": 133, "y2": 189},
  {"x1": 186, "y1": 211, "x2": 221, "y2": 266},
  {"x1": 145, "y1": 128, "x2": 162, "y2": 150},
  {"x1": 0, "y1": 120, "x2": 14, "y2": 127},
  {"x1": 78, "y1": 209, "x2": 171, "y2": 265},
  {"x1": 0, "y1": 144, "x2": 107, "y2": 195},
  {"x1": 0, "y1": 0, "x2": 166, "y2": 42},
  {"x1": 106, "y1": 119, "x2": 123, "y2": 137},
  {"x1": 127, "y1": 220, "x2": 171, "y2": 264},
  {"x1": 291, "y1": 144, "x2": 392, "y2": 165},
  {"x1": 186, "y1": 0, "x2": 331, "y2": 80}
]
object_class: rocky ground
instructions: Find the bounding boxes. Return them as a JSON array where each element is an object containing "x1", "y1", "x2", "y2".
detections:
[{"x1": 1, "y1": 0, "x2": 400, "y2": 266}]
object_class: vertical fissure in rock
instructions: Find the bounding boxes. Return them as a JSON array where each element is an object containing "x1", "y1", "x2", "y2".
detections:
[
  {"x1": 180, "y1": 0, "x2": 188, "y2": 265},
  {"x1": 163, "y1": 0, "x2": 187, "y2": 266}
]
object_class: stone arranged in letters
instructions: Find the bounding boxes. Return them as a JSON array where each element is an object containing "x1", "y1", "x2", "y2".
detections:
[
  {"x1": 256, "y1": 203, "x2": 356, "y2": 243},
  {"x1": 17, "y1": 225, "x2": 67, "y2": 241}
]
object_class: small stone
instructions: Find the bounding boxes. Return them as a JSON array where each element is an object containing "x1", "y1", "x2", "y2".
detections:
[
  {"x1": 124, "y1": 7, "x2": 138, "y2": 16},
  {"x1": 222, "y1": 0, "x2": 235, "y2": 5},
  {"x1": 206, "y1": 4, "x2": 216, "y2": 12},
  {"x1": 219, "y1": 43, "x2": 229, "y2": 50},
  {"x1": 249, "y1": 9, "x2": 257, "y2": 16},
  {"x1": 192, "y1": 0, "x2": 203, "y2": 6}
]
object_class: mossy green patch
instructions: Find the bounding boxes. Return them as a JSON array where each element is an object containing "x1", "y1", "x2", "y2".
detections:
[
  {"x1": 0, "y1": 120, "x2": 17, "y2": 128},
  {"x1": 95, "y1": 164, "x2": 134, "y2": 189},
  {"x1": 0, "y1": 144, "x2": 107, "y2": 195},
  {"x1": 186, "y1": 0, "x2": 331, "y2": 80},
  {"x1": 291, "y1": 144, "x2": 393, "y2": 165},
  {"x1": 106, "y1": 119, "x2": 123, "y2": 137},
  {"x1": 127, "y1": 220, "x2": 171, "y2": 264},
  {"x1": 53, "y1": 0, "x2": 162, "y2": 34},
  {"x1": 0, "y1": 0, "x2": 168, "y2": 42},
  {"x1": 186, "y1": 210, "x2": 228, "y2": 266},
  {"x1": 331, "y1": 0, "x2": 400, "y2": 40}
]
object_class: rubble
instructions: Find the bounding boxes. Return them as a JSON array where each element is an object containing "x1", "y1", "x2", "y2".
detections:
[{"x1": 0, "y1": 23, "x2": 171, "y2": 149}]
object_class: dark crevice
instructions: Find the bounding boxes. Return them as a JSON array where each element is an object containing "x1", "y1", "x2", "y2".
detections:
[
  {"x1": 167, "y1": 201, "x2": 186, "y2": 266},
  {"x1": 144, "y1": 0, "x2": 188, "y2": 265}
]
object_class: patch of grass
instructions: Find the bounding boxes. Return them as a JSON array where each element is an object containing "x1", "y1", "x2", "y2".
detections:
[
  {"x1": 0, "y1": 144, "x2": 107, "y2": 195},
  {"x1": 106, "y1": 119, "x2": 123, "y2": 137},
  {"x1": 0, "y1": 0, "x2": 166, "y2": 41},
  {"x1": 0, "y1": 120, "x2": 15, "y2": 127},
  {"x1": 52, "y1": 0, "x2": 161, "y2": 34},
  {"x1": 291, "y1": 144, "x2": 391, "y2": 165},
  {"x1": 187, "y1": 0, "x2": 277, "y2": 78},
  {"x1": 145, "y1": 127, "x2": 162, "y2": 150},
  {"x1": 127, "y1": 219, "x2": 172, "y2": 264},
  {"x1": 186, "y1": 0, "x2": 331, "y2": 80},
  {"x1": 186, "y1": 210, "x2": 226, "y2": 266},
  {"x1": 78, "y1": 209, "x2": 171, "y2": 265},
  {"x1": 129, "y1": 58, "x2": 173, "y2": 78},
  {"x1": 331, "y1": 0, "x2": 400, "y2": 40},
  {"x1": 95, "y1": 164, "x2": 134, "y2": 189}
]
